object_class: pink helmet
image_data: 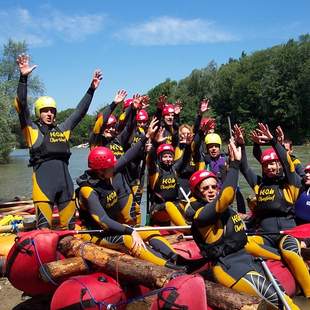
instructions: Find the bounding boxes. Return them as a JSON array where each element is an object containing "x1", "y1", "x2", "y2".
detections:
[
  {"x1": 156, "y1": 144, "x2": 175, "y2": 156},
  {"x1": 260, "y1": 148, "x2": 279, "y2": 164},
  {"x1": 136, "y1": 109, "x2": 149, "y2": 122},
  {"x1": 162, "y1": 104, "x2": 175, "y2": 116},
  {"x1": 189, "y1": 170, "x2": 217, "y2": 194},
  {"x1": 88, "y1": 147, "x2": 117, "y2": 170},
  {"x1": 124, "y1": 98, "x2": 133, "y2": 109}
]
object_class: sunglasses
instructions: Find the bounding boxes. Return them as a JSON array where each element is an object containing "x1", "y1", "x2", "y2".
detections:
[{"x1": 200, "y1": 185, "x2": 218, "y2": 191}]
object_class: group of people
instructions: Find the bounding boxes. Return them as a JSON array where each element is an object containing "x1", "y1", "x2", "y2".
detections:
[{"x1": 16, "y1": 54, "x2": 310, "y2": 309}]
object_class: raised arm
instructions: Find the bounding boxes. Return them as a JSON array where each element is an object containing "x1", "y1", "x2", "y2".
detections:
[{"x1": 59, "y1": 70, "x2": 102, "y2": 132}]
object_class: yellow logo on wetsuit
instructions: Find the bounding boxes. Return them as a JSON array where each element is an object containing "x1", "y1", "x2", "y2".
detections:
[
  {"x1": 106, "y1": 191, "x2": 117, "y2": 208},
  {"x1": 165, "y1": 135, "x2": 172, "y2": 144},
  {"x1": 160, "y1": 178, "x2": 176, "y2": 190},
  {"x1": 49, "y1": 131, "x2": 67, "y2": 143},
  {"x1": 133, "y1": 136, "x2": 141, "y2": 144},
  {"x1": 109, "y1": 144, "x2": 124, "y2": 157},
  {"x1": 258, "y1": 188, "x2": 275, "y2": 203},
  {"x1": 231, "y1": 214, "x2": 245, "y2": 232}
]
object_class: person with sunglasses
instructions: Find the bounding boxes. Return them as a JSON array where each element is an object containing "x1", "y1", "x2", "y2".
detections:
[
  {"x1": 235, "y1": 123, "x2": 310, "y2": 299},
  {"x1": 188, "y1": 139, "x2": 299, "y2": 309}
]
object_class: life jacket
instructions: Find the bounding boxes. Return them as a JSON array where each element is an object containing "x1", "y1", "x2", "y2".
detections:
[
  {"x1": 205, "y1": 154, "x2": 227, "y2": 185},
  {"x1": 295, "y1": 188, "x2": 310, "y2": 221},
  {"x1": 153, "y1": 166, "x2": 179, "y2": 203},
  {"x1": 255, "y1": 181, "x2": 294, "y2": 218},
  {"x1": 5, "y1": 230, "x2": 67, "y2": 296},
  {"x1": 76, "y1": 172, "x2": 121, "y2": 229},
  {"x1": 192, "y1": 208, "x2": 247, "y2": 261},
  {"x1": 50, "y1": 272, "x2": 126, "y2": 310},
  {"x1": 29, "y1": 121, "x2": 71, "y2": 166}
]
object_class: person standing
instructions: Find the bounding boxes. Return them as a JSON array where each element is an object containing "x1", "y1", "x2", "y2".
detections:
[{"x1": 15, "y1": 54, "x2": 102, "y2": 229}]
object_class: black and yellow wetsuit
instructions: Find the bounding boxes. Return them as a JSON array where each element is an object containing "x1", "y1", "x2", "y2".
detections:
[
  {"x1": 90, "y1": 106, "x2": 140, "y2": 225},
  {"x1": 76, "y1": 138, "x2": 179, "y2": 267},
  {"x1": 15, "y1": 74, "x2": 95, "y2": 229},
  {"x1": 241, "y1": 139, "x2": 310, "y2": 298},
  {"x1": 191, "y1": 161, "x2": 299, "y2": 309},
  {"x1": 253, "y1": 143, "x2": 304, "y2": 177},
  {"x1": 148, "y1": 144, "x2": 191, "y2": 227}
]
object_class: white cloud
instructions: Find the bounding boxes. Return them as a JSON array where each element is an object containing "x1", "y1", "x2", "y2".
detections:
[
  {"x1": 116, "y1": 16, "x2": 237, "y2": 46},
  {"x1": 0, "y1": 7, "x2": 105, "y2": 47}
]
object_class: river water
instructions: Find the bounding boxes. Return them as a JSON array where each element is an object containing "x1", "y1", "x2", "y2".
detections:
[{"x1": 1, "y1": 146, "x2": 309, "y2": 201}]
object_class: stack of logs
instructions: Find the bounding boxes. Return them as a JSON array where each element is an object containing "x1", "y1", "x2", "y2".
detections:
[{"x1": 41, "y1": 236, "x2": 264, "y2": 310}]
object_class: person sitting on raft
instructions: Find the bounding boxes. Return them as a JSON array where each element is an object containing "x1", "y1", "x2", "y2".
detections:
[
  {"x1": 147, "y1": 132, "x2": 192, "y2": 227},
  {"x1": 15, "y1": 54, "x2": 102, "y2": 230},
  {"x1": 189, "y1": 139, "x2": 300, "y2": 309},
  {"x1": 76, "y1": 118, "x2": 184, "y2": 270},
  {"x1": 251, "y1": 125, "x2": 304, "y2": 178},
  {"x1": 236, "y1": 122, "x2": 310, "y2": 299}
]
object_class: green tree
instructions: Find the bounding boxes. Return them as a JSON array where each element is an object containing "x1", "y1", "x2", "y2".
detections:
[{"x1": 0, "y1": 39, "x2": 44, "y2": 162}]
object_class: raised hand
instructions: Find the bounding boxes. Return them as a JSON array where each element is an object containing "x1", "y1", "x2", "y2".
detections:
[
  {"x1": 140, "y1": 95, "x2": 150, "y2": 110},
  {"x1": 114, "y1": 90, "x2": 127, "y2": 104},
  {"x1": 228, "y1": 137, "x2": 241, "y2": 161},
  {"x1": 91, "y1": 69, "x2": 103, "y2": 90},
  {"x1": 132, "y1": 93, "x2": 142, "y2": 110},
  {"x1": 250, "y1": 130, "x2": 265, "y2": 144},
  {"x1": 232, "y1": 124, "x2": 245, "y2": 145},
  {"x1": 154, "y1": 127, "x2": 167, "y2": 144},
  {"x1": 16, "y1": 54, "x2": 37, "y2": 76},
  {"x1": 146, "y1": 117, "x2": 159, "y2": 140},
  {"x1": 174, "y1": 100, "x2": 183, "y2": 115},
  {"x1": 256, "y1": 123, "x2": 273, "y2": 142},
  {"x1": 157, "y1": 95, "x2": 167, "y2": 110},
  {"x1": 199, "y1": 98, "x2": 210, "y2": 114},
  {"x1": 275, "y1": 126, "x2": 285, "y2": 145}
]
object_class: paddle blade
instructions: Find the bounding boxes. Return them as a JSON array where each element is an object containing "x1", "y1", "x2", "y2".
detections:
[{"x1": 282, "y1": 224, "x2": 310, "y2": 239}]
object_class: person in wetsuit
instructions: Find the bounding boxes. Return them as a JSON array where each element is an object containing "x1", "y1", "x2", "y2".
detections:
[
  {"x1": 236, "y1": 122, "x2": 310, "y2": 299},
  {"x1": 76, "y1": 118, "x2": 184, "y2": 270},
  {"x1": 188, "y1": 139, "x2": 299, "y2": 309},
  {"x1": 15, "y1": 54, "x2": 102, "y2": 229},
  {"x1": 147, "y1": 138, "x2": 192, "y2": 227}
]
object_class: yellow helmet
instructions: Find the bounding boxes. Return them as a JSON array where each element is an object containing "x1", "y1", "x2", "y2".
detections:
[
  {"x1": 205, "y1": 133, "x2": 222, "y2": 146},
  {"x1": 34, "y1": 96, "x2": 57, "y2": 118}
]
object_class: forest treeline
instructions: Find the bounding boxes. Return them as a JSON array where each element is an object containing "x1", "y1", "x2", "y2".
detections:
[{"x1": 0, "y1": 35, "x2": 309, "y2": 163}]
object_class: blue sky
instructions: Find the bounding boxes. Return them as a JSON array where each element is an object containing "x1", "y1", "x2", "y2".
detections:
[{"x1": 0, "y1": 0, "x2": 309, "y2": 113}]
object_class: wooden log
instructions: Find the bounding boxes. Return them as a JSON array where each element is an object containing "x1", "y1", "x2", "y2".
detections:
[
  {"x1": 55, "y1": 237, "x2": 264, "y2": 309},
  {"x1": 0, "y1": 200, "x2": 33, "y2": 207},
  {"x1": 58, "y1": 236, "x2": 179, "y2": 288},
  {"x1": 40, "y1": 257, "x2": 90, "y2": 282}
]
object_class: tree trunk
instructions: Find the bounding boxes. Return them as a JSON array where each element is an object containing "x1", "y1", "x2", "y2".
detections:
[{"x1": 58, "y1": 236, "x2": 178, "y2": 288}]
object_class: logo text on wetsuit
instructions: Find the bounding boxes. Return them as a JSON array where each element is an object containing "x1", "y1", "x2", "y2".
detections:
[
  {"x1": 49, "y1": 131, "x2": 67, "y2": 143},
  {"x1": 160, "y1": 178, "x2": 176, "y2": 190},
  {"x1": 231, "y1": 214, "x2": 245, "y2": 232},
  {"x1": 258, "y1": 188, "x2": 275, "y2": 202},
  {"x1": 106, "y1": 191, "x2": 117, "y2": 208}
]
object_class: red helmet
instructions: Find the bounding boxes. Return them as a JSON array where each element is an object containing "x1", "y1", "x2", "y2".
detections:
[
  {"x1": 136, "y1": 109, "x2": 149, "y2": 122},
  {"x1": 88, "y1": 147, "x2": 117, "y2": 170},
  {"x1": 305, "y1": 164, "x2": 310, "y2": 173},
  {"x1": 260, "y1": 148, "x2": 279, "y2": 164},
  {"x1": 107, "y1": 114, "x2": 117, "y2": 126},
  {"x1": 162, "y1": 104, "x2": 175, "y2": 116},
  {"x1": 189, "y1": 170, "x2": 217, "y2": 194},
  {"x1": 156, "y1": 144, "x2": 175, "y2": 156},
  {"x1": 124, "y1": 98, "x2": 133, "y2": 109}
]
